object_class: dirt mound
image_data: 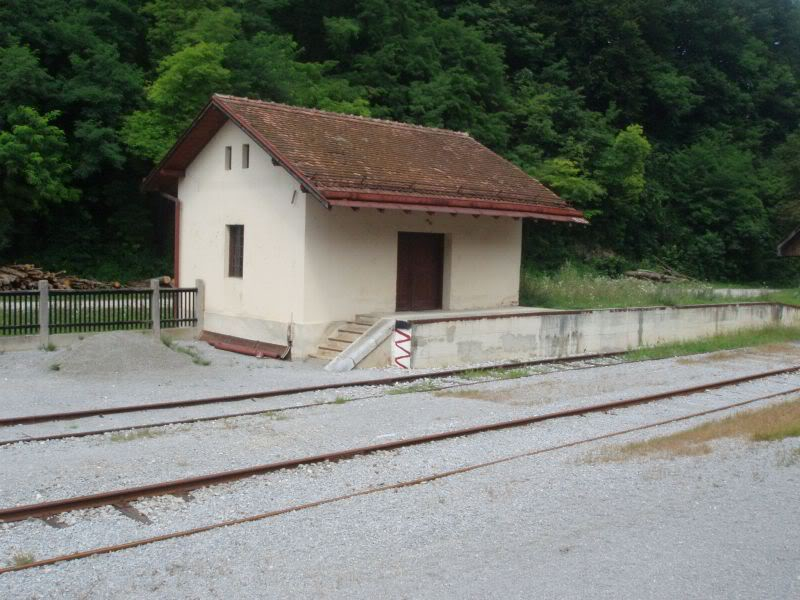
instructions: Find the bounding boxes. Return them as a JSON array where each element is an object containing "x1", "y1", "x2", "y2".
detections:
[{"x1": 57, "y1": 331, "x2": 193, "y2": 377}]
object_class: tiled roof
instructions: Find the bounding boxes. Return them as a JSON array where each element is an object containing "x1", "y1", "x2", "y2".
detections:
[{"x1": 144, "y1": 94, "x2": 585, "y2": 222}]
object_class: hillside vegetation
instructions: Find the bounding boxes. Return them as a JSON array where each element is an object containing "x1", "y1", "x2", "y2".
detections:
[{"x1": 2, "y1": 1, "x2": 800, "y2": 282}]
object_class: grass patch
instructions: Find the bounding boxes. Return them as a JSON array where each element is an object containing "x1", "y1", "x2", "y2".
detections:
[
  {"x1": 521, "y1": 264, "x2": 722, "y2": 309},
  {"x1": 108, "y1": 428, "x2": 164, "y2": 443},
  {"x1": 40, "y1": 342, "x2": 56, "y2": 352},
  {"x1": 434, "y1": 389, "x2": 508, "y2": 401},
  {"x1": 459, "y1": 367, "x2": 530, "y2": 381},
  {"x1": 49, "y1": 363, "x2": 60, "y2": 371},
  {"x1": 332, "y1": 396, "x2": 353, "y2": 404},
  {"x1": 624, "y1": 325, "x2": 800, "y2": 362},
  {"x1": 387, "y1": 381, "x2": 440, "y2": 395},
  {"x1": 10, "y1": 552, "x2": 35, "y2": 567},
  {"x1": 161, "y1": 336, "x2": 210, "y2": 366},
  {"x1": 261, "y1": 410, "x2": 289, "y2": 421},
  {"x1": 595, "y1": 398, "x2": 800, "y2": 462}
]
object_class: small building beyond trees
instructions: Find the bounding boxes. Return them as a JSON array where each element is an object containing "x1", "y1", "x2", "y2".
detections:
[
  {"x1": 778, "y1": 227, "x2": 800, "y2": 257},
  {"x1": 144, "y1": 94, "x2": 585, "y2": 359}
]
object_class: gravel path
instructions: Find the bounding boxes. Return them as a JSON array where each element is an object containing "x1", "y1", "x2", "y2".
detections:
[{"x1": 3, "y1": 389, "x2": 798, "y2": 598}]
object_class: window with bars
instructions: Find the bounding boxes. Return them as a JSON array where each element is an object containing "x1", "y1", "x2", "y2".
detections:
[
  {"x1": 227, "y1": 225, "x2": 244, "y2": 278},
  {"x1": 242, "y1": 144, "x2": 250, "y2": 168}
]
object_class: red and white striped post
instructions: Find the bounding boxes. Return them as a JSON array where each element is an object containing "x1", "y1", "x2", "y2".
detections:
[{"x1": 392, "y1": 320, "x2": 412, "y2": 369}]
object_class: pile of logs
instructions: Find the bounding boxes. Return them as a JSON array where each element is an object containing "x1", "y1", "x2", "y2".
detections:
[
  {"x1": 624, "y1": 269, "x2": 690, "y2": 283},
  {"x1": 0, "y1": 264, "x2": 120, "y2": 290}
]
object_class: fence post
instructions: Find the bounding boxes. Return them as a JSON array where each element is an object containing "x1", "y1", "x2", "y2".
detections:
[
  {"x1": 150, "y1": 279, "x2": 161, "y2": 338},
  {"x1": 195, "y1": 279, "x2": 205, "y2": 335},
  {"x1": 38, "y1": 280, "x2": 49, "y2": 348}
]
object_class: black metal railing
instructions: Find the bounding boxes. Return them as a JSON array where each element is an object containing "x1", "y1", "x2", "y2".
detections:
[
  {"x1": 0, "y1": 286, "x2": 198, "y2": 337},
  {"x1": 0, "y1": 291, "x2": 39, "y2": 336},
  {"x1": 160, "y1": 287, "x2": 198, "y2": 328},
  {"x1": 49, "y1": 289, "x2": 154, "y2": 334}
]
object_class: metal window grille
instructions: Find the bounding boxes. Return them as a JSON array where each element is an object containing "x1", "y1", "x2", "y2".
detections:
[
  {"x1": 228, "y1": 225, "x2": 244, "y2": 277},
  {"x1": 242, "y1": 144, "x2": 250, "y2": 169},
  {"x1": 224, "y1": 146, "x2": 232, "y2": 170}
]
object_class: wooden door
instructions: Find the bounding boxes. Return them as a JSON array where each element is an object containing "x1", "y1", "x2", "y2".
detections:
[{"x1": 396, "y1": 232, "x2": 444, "y2": 311}]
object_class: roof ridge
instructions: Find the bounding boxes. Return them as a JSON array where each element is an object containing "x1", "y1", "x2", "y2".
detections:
[{"x1": 213, "y1": 94, "x2": 472, "y2": 138}]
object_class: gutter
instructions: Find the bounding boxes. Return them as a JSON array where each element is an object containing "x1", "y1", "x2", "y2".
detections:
[{"x1": 159, "y1": 192, "x2": 181, "y2": 286}]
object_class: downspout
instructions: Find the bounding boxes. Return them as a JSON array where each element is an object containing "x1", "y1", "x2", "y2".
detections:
[{"x1": 159, "y1": 192, "x2": 181, "y2": 287}]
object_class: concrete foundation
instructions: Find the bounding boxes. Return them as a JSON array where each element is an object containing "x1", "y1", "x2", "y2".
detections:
[{"x1": 406, "y1": 303, "x2": 800, "y2": 369}]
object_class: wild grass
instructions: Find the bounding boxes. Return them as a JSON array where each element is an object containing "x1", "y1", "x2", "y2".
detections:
[
  {"x1": 40, "y1": 342, "x2": 57, "y2": 352},
  {"x1": 332, "y1": 396, "x2": 353, "y2": 404},
  {"x1": 459, "y1": 367, "x2": 530, "y2": 381},
  {"x1": 520, "y1": 264, "x2": 721, "y2": 309},
  {"x1": 594, "y1": 398, "x2": 800, "y2": 462},
  {"x1": 10, "y1": 552, "x2": 35, "y2": 567},
  {"x1": 520, "y1": 263, "x2": 799, "y2": 309},
  {"x1": 387, "y1": 381, "x2": 440, "y2": 395},
  {"x1": 108, "y1": 428, "x2": 164, "y2": 443},
  {"x1": 49, "y1": 363, "x2": 60, "y2": 371},
  {"x1": 161, "y1": 336, "x2": 211, "y2": 366},
  {"x1": 625, "y1": 326, "x2": 800, "y2": 362}
]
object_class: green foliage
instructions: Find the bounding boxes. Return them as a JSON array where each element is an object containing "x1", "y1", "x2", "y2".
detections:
[
  {"x1": 2, "y1": 0, "x2": 800, "y2": 284},
  {"x1": 124, "y1": 42, "x2": 232, "y2": 160},
  {"x1": 0, "y1": 107, "x2": 78, "y2": 250}
]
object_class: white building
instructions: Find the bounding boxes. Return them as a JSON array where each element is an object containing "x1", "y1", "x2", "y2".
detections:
[{"x1": 144, "y1": 94, "x2": 585, "y2": 361}]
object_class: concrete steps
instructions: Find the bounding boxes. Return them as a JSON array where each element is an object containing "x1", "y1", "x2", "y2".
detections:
[{"x1": 309, "y1": 316, "x2": 378, "y2": 361}]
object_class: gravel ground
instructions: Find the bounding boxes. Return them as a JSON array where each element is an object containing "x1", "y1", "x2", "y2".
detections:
[
  {"x1": 0, "y1": 332, "x2": 415, "y2": 418},
  {"x1": 0, "y1": 344, "x2": 795, "y2": 443},
  {"x1": 1, "y1": 343, "x2": 799, "y2": 597},
  {"x1": 1, "y1": 348, "x2": 798, "y2": 507},
  {"x1": 2, "y1": 390, "x2": 798, "y2": 598}
]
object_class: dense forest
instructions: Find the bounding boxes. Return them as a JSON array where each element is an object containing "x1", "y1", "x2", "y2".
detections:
[{"x1": 2, "y1": 0, "x2": 800, "y2": 283}]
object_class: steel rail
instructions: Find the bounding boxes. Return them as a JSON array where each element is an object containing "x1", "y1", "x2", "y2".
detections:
[
  {"x1": 0, "y1": 352, "x2": 625, "y2": 428},
  {"x1": 2, "y1": 383, "x2": 798, "y2": 576},
  {"x1": 0, "y1": 356, "x2": 621, "y2": 447},
  {"x1": 0, "y1": 364, "x2": 797, "y2": 524}
]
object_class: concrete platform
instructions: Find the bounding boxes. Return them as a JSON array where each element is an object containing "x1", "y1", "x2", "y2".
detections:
[{"x1": 363, "y1": 306, "x2": 556, "y2": 322}]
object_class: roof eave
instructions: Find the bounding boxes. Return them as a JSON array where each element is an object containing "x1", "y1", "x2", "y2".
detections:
[{"x1": 323, "y1": 191, "x2": 588, "y2": 224}]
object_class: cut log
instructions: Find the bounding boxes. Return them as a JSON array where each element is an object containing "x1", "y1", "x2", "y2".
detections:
[
  {"x1": 0, "y1": 264, "x2": 159, "y2": 291},
  {"x1": 624, "y1": 269, "x2": 687, "y2": 283}
]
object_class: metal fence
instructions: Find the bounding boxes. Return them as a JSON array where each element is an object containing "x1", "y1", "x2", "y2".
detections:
[
  {"x1": 0, "y1": 291, "x2": 39, "y2": 336},
  {"x1": 48, "y1": 289, "x2": 155, "y2": 334},
  {"x1": 0, "y1": 284, "x2": 200, "y2": 337}
]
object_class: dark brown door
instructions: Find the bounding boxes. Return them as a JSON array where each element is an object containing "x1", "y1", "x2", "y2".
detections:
[{"x1": 396, "y1": 232, "x2": 444, "y2": 311}]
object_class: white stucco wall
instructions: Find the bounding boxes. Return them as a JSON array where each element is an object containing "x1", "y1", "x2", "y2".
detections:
[
  {"x1": 302, "y1": 198, "x2": 522, "y2": 325},
  {"x1": 177, "y1": 121, "x2": 306, "y2": 344}
]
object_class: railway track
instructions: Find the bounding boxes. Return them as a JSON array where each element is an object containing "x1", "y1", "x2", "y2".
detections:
[
  {"x1": 0, "y1": 352, "x2": 625, "y2": 429},
  {"x1": 2, "y1": 380, "x2": 798, "y2": 576},
  {"x1": 0, "y1": 353, "x2": 627, "y2": 446},
  {"x1": 1, "y1": 364, "x2": 797, "y2": 525}
]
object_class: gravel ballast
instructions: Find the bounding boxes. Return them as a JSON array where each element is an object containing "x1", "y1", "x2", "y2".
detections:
[
  {"x1": 1, "y1": 343, "x2": 799, "y2": 597},
  {"x1": 2, "y1": 393, "x2": 798, "y2": 598}
]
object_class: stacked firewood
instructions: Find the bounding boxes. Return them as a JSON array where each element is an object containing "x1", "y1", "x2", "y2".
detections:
[
  {"x1": 0, "y1": 264, "x2": 120, "y2": 290},
  {"x1": 623, "y1": 269, "x2": 690, "y2": 283}
]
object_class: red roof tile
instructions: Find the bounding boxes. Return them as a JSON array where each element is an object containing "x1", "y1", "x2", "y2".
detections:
[{"x1": 144, "y1": 95, "x2": 586, "y2": 222}]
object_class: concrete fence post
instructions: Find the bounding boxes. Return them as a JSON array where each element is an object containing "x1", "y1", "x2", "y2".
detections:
[
  {"x1": 150, "y1": 279, "x2": 161, "y2": 338},
  {"x1": 195, "y1": 279, "x2": 205, "y2": 335},
  {"x1": 38, "y1": 280, "x2": 49, "y2": 348}
]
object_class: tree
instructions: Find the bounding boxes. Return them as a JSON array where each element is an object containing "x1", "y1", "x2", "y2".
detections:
[{"x1": 0, "y1": 107, "x2": 78, "y2": 250}]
